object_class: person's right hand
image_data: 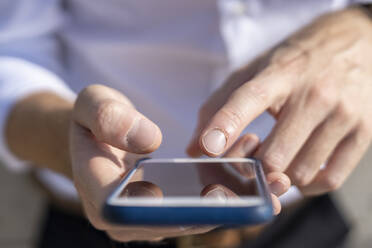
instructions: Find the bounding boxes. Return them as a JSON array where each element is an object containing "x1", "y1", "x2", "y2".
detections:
[
  {"x1": 70, "y1": 84, "x2": 214, "y2": 242},
  {"x1": 197, "y1": 133, "x2": 290, "y2": 215}
]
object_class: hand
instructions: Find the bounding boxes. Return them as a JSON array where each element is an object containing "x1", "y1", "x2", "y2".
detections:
[
  {"x1": 70, "y1": 85, "x2": 214, "y2": 242},
  {"x1": 197, "y1": 134, "x2": 290, "y2": 215},
  {"x1": 187, "y1": 7, "x2": 372, "y2": 196}
]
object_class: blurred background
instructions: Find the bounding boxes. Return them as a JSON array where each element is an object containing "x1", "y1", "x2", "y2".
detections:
[{"x1": 0, "y1": 147, "x2": 371, "y2": 248}]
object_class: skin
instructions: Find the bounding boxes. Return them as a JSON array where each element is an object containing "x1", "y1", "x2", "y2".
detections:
[
  {"x1": 7, "y1": 6, "x2": 370, "y2": 243},
  {"x1": 188, "y1": 7, "x2": 372, "y2": 196},
  {"x1": 198, "y1": 134, "x2": 289, "y2": 215},
  {"x1": 5, "y1": 85, "x2": 289, "y2": 242}
]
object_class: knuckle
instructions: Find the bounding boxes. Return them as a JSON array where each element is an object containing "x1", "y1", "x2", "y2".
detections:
[
  {"x1": 333, "y1": 102, "x2": 355, "y2": 124},
  {"x1": 86, "y1": 84, "x2": 105, "y2": 92},
  {"x1": 94, "y1": 99, "x2": 120, "y2": 138},
  {"x1": 78, "y1": 84, "x2": 104, "y2": 100},
  {"x1": 219, "y1": 107, "x2": 244, "y2": 131},
  {"x1": 271, "y1": 43, "x2": 309, "y2": 74},
  {"x1": 78, "y1": 85, "x2": 93, "y2": 97},
  {"x1": 306, "y1": 83, "x2": 337, "y2": 110},
  {"x1": 261, "y1": 152, "x2": 285, "y2": 172},
  {"x1": 322, "y1": 175, "x2": 342, "y2": 191}
]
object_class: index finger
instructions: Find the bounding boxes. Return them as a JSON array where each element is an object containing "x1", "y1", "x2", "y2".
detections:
[{"x1": 199, "y1": 66, "x2": 291, "y2": 157}]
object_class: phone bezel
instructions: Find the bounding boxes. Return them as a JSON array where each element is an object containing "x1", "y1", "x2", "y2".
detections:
[{"x1": 103, "y1": 158, "x2": 273, "y2": 225}]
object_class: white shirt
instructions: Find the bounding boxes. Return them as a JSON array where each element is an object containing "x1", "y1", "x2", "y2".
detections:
[{"x1": 0, "y1": 0, "x2": 367, "y2": 201}]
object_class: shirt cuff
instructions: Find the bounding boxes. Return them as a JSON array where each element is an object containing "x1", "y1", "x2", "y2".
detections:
[{"x1": 0, "y1": 56, "x2": 76, "y2": 172}]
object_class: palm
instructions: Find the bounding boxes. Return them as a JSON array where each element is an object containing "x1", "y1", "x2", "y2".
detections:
[{"x1": 70, "y1": 122, "x2": 128, "y2": 218}]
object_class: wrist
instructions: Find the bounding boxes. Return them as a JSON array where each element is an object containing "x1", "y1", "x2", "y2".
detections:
[{"x1": 5, "y1": 92, "x2": 73, "y2": 178}]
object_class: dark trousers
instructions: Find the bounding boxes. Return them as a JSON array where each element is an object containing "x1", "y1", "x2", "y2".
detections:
[
  {"x1": 37, "y1": 194, "x2": 350, "y2": 248},
  {"x1": 242, "y1": 194, "x2": 350, "y2": 248},
  {"x1": 36, "y1": 205, "x2": 176, "y2": 248}
]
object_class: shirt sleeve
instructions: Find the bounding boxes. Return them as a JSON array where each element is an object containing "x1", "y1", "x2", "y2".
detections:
[{"x1": 0, "y1": 0, "x2": 76, "y2": 172}]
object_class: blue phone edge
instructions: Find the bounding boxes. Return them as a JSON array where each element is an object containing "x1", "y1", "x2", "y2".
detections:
[{"x1": 103, "y1": 158, "x2": 274, "y2": 226}]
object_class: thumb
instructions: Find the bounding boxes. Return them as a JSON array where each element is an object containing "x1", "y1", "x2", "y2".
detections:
[{"x1": 73, "y1": 84, "x2": 162, "y2": 153}]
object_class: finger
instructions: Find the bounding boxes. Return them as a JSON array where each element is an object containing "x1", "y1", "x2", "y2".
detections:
[
  {"x1": 255, "y1": 90, "x2": 338, "y2": 173},
  {"x1": 186, "y1": 55, "x2": 269, "y2": 157},
  {"x1": 108, "y1": 224, "x2": 216, "y2": 242},
  {"x1": 222, "y1": 133, "x2": 291, "y2": 195},
  {"x1": 271, "y1": 194, "x2": 282, "y2": 215},
  {"x1": 212, "y1": 133, "x2": 289, "y2": 192},
  {"x1": 266, "y1": 172, "x2": 291, "y2": 197},
  {"x1": 223, "y1": 133, "x2": 290, "y2": 216},
  {"x1": 224, "y1": 134, "x2": 260, "y2": 158},
  {"x1": 74, "y1": 84, "x2": 162, "y2": 153},
  {"x1": 157, "y1": 225, "x2": 216, "y2": 238},
  {"x1": 224, "y1": 133, "x2": 259, "y2": 177},
  {"x1": 300, "y1": 127, "x2": 371, "y2": 196},
  {"x1": 107, "y1": 229, "x2": 168, "y2": 242},
  {"x1": 200, "y1": 184, "x2": 239, "y2": 199},
  {"x1": 120, "y1": 181, "x2": 164, "y2": 198},
  {"x1": 267, "y1": 172, "x2": 290, "y2": 215},
  {"x1": 197, "y1": 132, "x2": 289, "y2": 215},
  {"x1": 108, "y1": 225, "x2": 209, "y2": 241},
  {"x1": 197, "y1": 67, "x2": 291, "y2": 157},
  {"x1": 186, "y1": 122, "x2": 204, "y2": 158},
  {"x1": 286, "y1": 106, "x2": 356, "y2": 187},
  {"x1": 200, "y1": 180, "x2": 287, "y2": 216},
  {"x1": 197, "y1": 163, "x2": 255, "y2": 195}
]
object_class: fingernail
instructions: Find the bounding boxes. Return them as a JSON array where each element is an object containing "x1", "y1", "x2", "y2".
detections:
[
  {"x1": 269, "y1": 181, "x2": 284, "y2": 196},
  {"x1": 202, "y1": 128, "x2": 227, "y2": 155},
  {"x1": 126, "y1": 118, "x2": 157, "y2": 151},
  {"x1": 204, "y1": 188, "x2": 228, "y2": 201},
  {"x1": 122, "y1": 186, "x2": 157, "y2": 197}
]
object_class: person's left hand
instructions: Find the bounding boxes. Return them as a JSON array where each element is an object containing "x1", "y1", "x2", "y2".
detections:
[{"x1": 187, "y1": 7, "x2": 372, "y2": 196}]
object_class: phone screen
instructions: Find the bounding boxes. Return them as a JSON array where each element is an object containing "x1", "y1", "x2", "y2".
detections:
[{"x1": 108, "y1": 158, "x2": 270, "y2": 207}]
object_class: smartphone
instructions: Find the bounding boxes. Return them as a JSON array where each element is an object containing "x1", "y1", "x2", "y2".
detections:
[{"x1": 103, "y1": 158, "x2": 273, "y2": 226}]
